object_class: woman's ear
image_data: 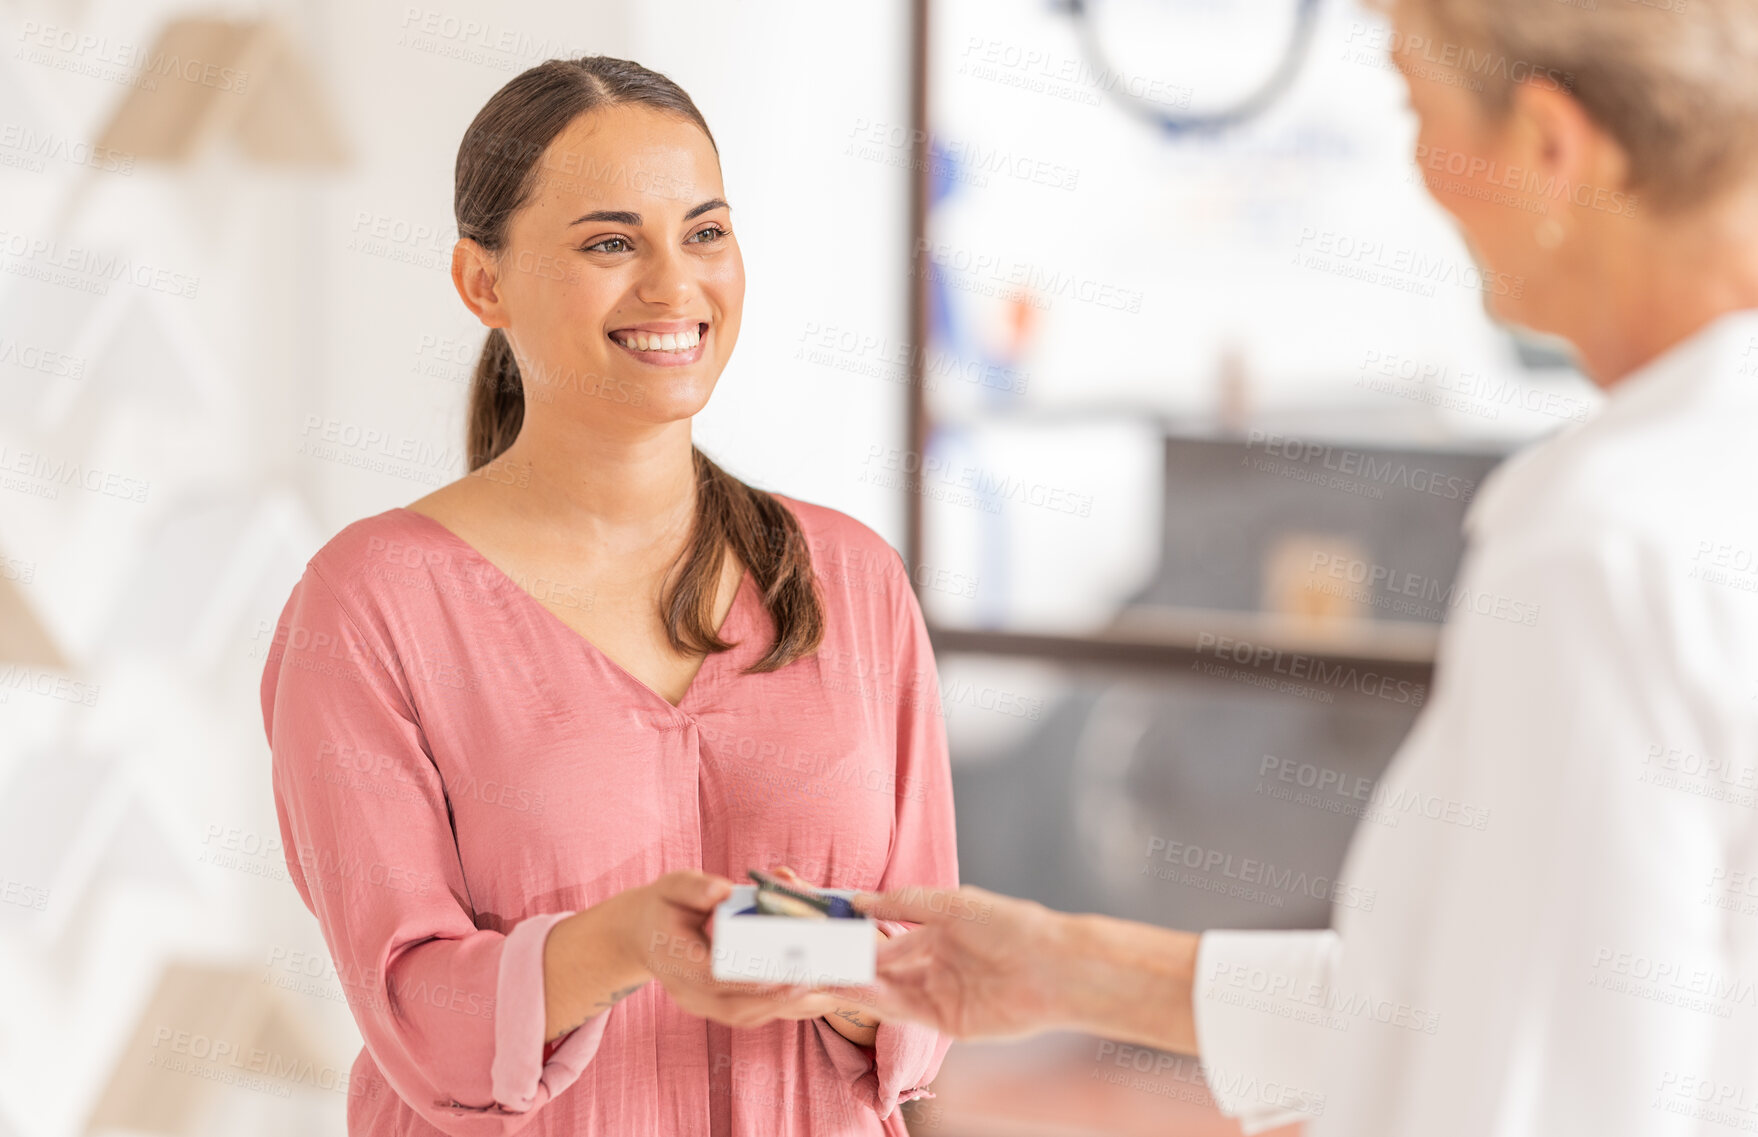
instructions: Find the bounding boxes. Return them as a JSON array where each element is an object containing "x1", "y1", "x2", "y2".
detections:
[
  {"x1": 452, "y1": 237, "x2": 509, "y2": 329},
  {"x1": 1508, "y1": 80, "x2": 1629, "y2": 206}
]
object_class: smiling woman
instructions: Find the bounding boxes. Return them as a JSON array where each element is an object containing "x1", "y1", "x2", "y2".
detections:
[
  {"x1": 453, "y1": 58, "x2": 821, "y2": 673},
  {"x1": 258, "y1": 55, "x2": 958, "y2": 1137}
]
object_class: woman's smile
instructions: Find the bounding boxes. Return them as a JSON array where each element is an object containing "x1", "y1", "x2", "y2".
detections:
[{"x1": 607, "y1": 318, "x2": 710, "y2": 366}]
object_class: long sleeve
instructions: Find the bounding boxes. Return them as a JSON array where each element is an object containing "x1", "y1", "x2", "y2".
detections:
[
  {"x1": 260, "y1": 564, "x2": 609, "y2": 1136},
  {"x1": 1194, "y1": 520, "x2": 1758, "y2": 1137},
  {"x1": 811, "y1": 554, "x2": 960, "y2": 1119},
  {"x1": 1191, "y1": 929, "x2": 1340, "y2": 1133},
  {"x1": 1338, "y1": 529, "x2": 1758, "y2": 1136}
]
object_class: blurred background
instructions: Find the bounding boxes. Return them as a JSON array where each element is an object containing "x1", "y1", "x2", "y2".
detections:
[{"x1": 0, "y1": 0, "x2": 1600, "y2": 1134}]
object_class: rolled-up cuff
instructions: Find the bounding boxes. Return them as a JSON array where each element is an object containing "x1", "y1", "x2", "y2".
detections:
[
  {"x1": 490, "y1": 911, "x2": 613, "y2": 1112},
  {"x1": 812, "y1": 917, "x2": 951, "y2": 1119},
  {"x1": 871, "y1": 1016, "x2": 947, "y2": 1118},
  {"x1": 1192, "y1": 929, "x2": 1339, "y2": 1133}
]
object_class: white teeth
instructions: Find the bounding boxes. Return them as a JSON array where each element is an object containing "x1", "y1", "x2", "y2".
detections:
[{"x1": 617, "y1": 327, "x2": 701, "y2": 353}]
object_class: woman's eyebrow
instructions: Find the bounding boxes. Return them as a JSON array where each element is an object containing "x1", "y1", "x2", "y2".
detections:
[
  {"x1": 570, "y1": 209, "x2": 641, "y2": 226},
  {"x1": 568, "y1": 198, "x2": 729, "y2": 228},
  {"x1": 684, "y1": 197, "x2": 729, "y2": 220}
]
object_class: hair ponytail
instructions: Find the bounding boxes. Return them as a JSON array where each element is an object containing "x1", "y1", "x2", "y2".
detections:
[
  {"x1": 467, "y1": 328, "x2": 524, "y2": 472},
  {"x1": 669, "y1": 449, "x2": 823, "y2": 672},
  {"x1": 457, "y1": 56, "x2": 824, "y2": 672}
]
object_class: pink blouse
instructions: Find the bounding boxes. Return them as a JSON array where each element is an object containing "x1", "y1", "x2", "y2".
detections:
[{"x1": 258, "y1": 497, "x2": 958, "y2": 1135}]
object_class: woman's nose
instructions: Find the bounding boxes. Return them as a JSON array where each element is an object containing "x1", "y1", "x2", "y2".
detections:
[{"x1": 633, "y1": 245, "x2": 695, "y2": 308}]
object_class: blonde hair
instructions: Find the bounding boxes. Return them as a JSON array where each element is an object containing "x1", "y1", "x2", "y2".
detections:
[{"x1": 1385, "y1": 0, "x2": 1758, "y2": 211}]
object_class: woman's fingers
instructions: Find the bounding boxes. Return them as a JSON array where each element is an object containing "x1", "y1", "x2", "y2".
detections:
[
  {"x1": 653, "y1": 870, "x2": 735, "y2": 912},
  {"x1": 876, "y1": 926, "x2": 938, "y2": 969},
  {"x1": 852, "y1": 885, "x2": 958, "y2": 925}
]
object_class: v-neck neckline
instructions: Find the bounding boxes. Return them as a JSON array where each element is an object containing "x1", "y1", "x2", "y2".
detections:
[{"x1": 391, "y1": 506, "x2": 750, "y2": 713}]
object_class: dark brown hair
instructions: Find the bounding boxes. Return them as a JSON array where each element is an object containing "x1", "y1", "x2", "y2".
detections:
[{"x1": 454, "y1": 56, "x2": 822, "y2": 672}]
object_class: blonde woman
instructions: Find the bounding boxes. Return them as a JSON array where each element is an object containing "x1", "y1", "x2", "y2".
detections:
[{"x1": 854, "y1": 2, "x2": 1758, "y2": 1134}]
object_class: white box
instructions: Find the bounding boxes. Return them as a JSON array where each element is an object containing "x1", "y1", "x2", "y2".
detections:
[{"x1": 710, "y1": 885, "x2": 876, "y2": 986}]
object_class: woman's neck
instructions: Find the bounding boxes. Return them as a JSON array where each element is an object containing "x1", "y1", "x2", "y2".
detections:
[
  {"x1": 1572, "y1": 186, "x2": 1758, "y2": 387},
  {"x1": 496, "y1": 414, "x2": 698, "y2": 538}
]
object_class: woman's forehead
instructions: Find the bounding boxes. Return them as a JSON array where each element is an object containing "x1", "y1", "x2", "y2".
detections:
[{"x1": 527, "y1": 105, "x2": 723, "y2": 219}]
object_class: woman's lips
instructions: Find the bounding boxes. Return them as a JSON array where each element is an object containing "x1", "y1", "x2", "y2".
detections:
[{"x1": 608, "y1": 322, "x2": 707, "y2": 367}]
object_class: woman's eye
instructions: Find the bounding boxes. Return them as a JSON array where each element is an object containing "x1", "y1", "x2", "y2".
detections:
[
  {"x1": 687, "y1": 225, "x2": 726, "y2": 244},
  {"x1": 584, "y1": 236, "x2": 631, "y2": 253}
]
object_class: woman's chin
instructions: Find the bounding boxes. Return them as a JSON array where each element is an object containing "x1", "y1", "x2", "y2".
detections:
[{"x1": 609, "y1": 374, "x2": 719, "y2": 425}]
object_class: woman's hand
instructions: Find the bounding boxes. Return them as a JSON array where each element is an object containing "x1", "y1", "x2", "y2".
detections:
[
  {"x1": 846, "y1": 883, "x2": 1077, "y2": 1040},
  {"x1": 608, "y1": 870, "x2": 840, "y2": 1030},
  {"x1": 552, "y1": 869, "x2": 887, "y2": 1037},
  {"x1": 771, "y1": 865, "x2": 885, "y2": 1046},
  {"x1": 847, "y1": 883, "x2": 1202, "y2": 1053}
]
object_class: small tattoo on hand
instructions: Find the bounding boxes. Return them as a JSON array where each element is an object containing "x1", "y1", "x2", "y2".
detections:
[
  {"x1": 593, "y1": 982, "x2": 646, "y2": 1012},
  {"x1": 833, "y1": 1007, "x2": 878, "y2": 1030}
]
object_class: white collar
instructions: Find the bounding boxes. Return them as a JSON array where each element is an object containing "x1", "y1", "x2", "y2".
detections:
[{"x1": 1463, "y1": 307, "x2": 1758, "y2": 541}]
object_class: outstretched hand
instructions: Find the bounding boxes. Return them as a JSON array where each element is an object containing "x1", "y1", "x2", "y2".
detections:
[{"x1": 839, "y1": 884, "x2": 1073, "y2": 1041}]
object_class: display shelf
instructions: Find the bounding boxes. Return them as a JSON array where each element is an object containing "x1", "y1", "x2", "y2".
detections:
[{"x1": 931, "y1": 602, "x2": 1437, "y2": 686}]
